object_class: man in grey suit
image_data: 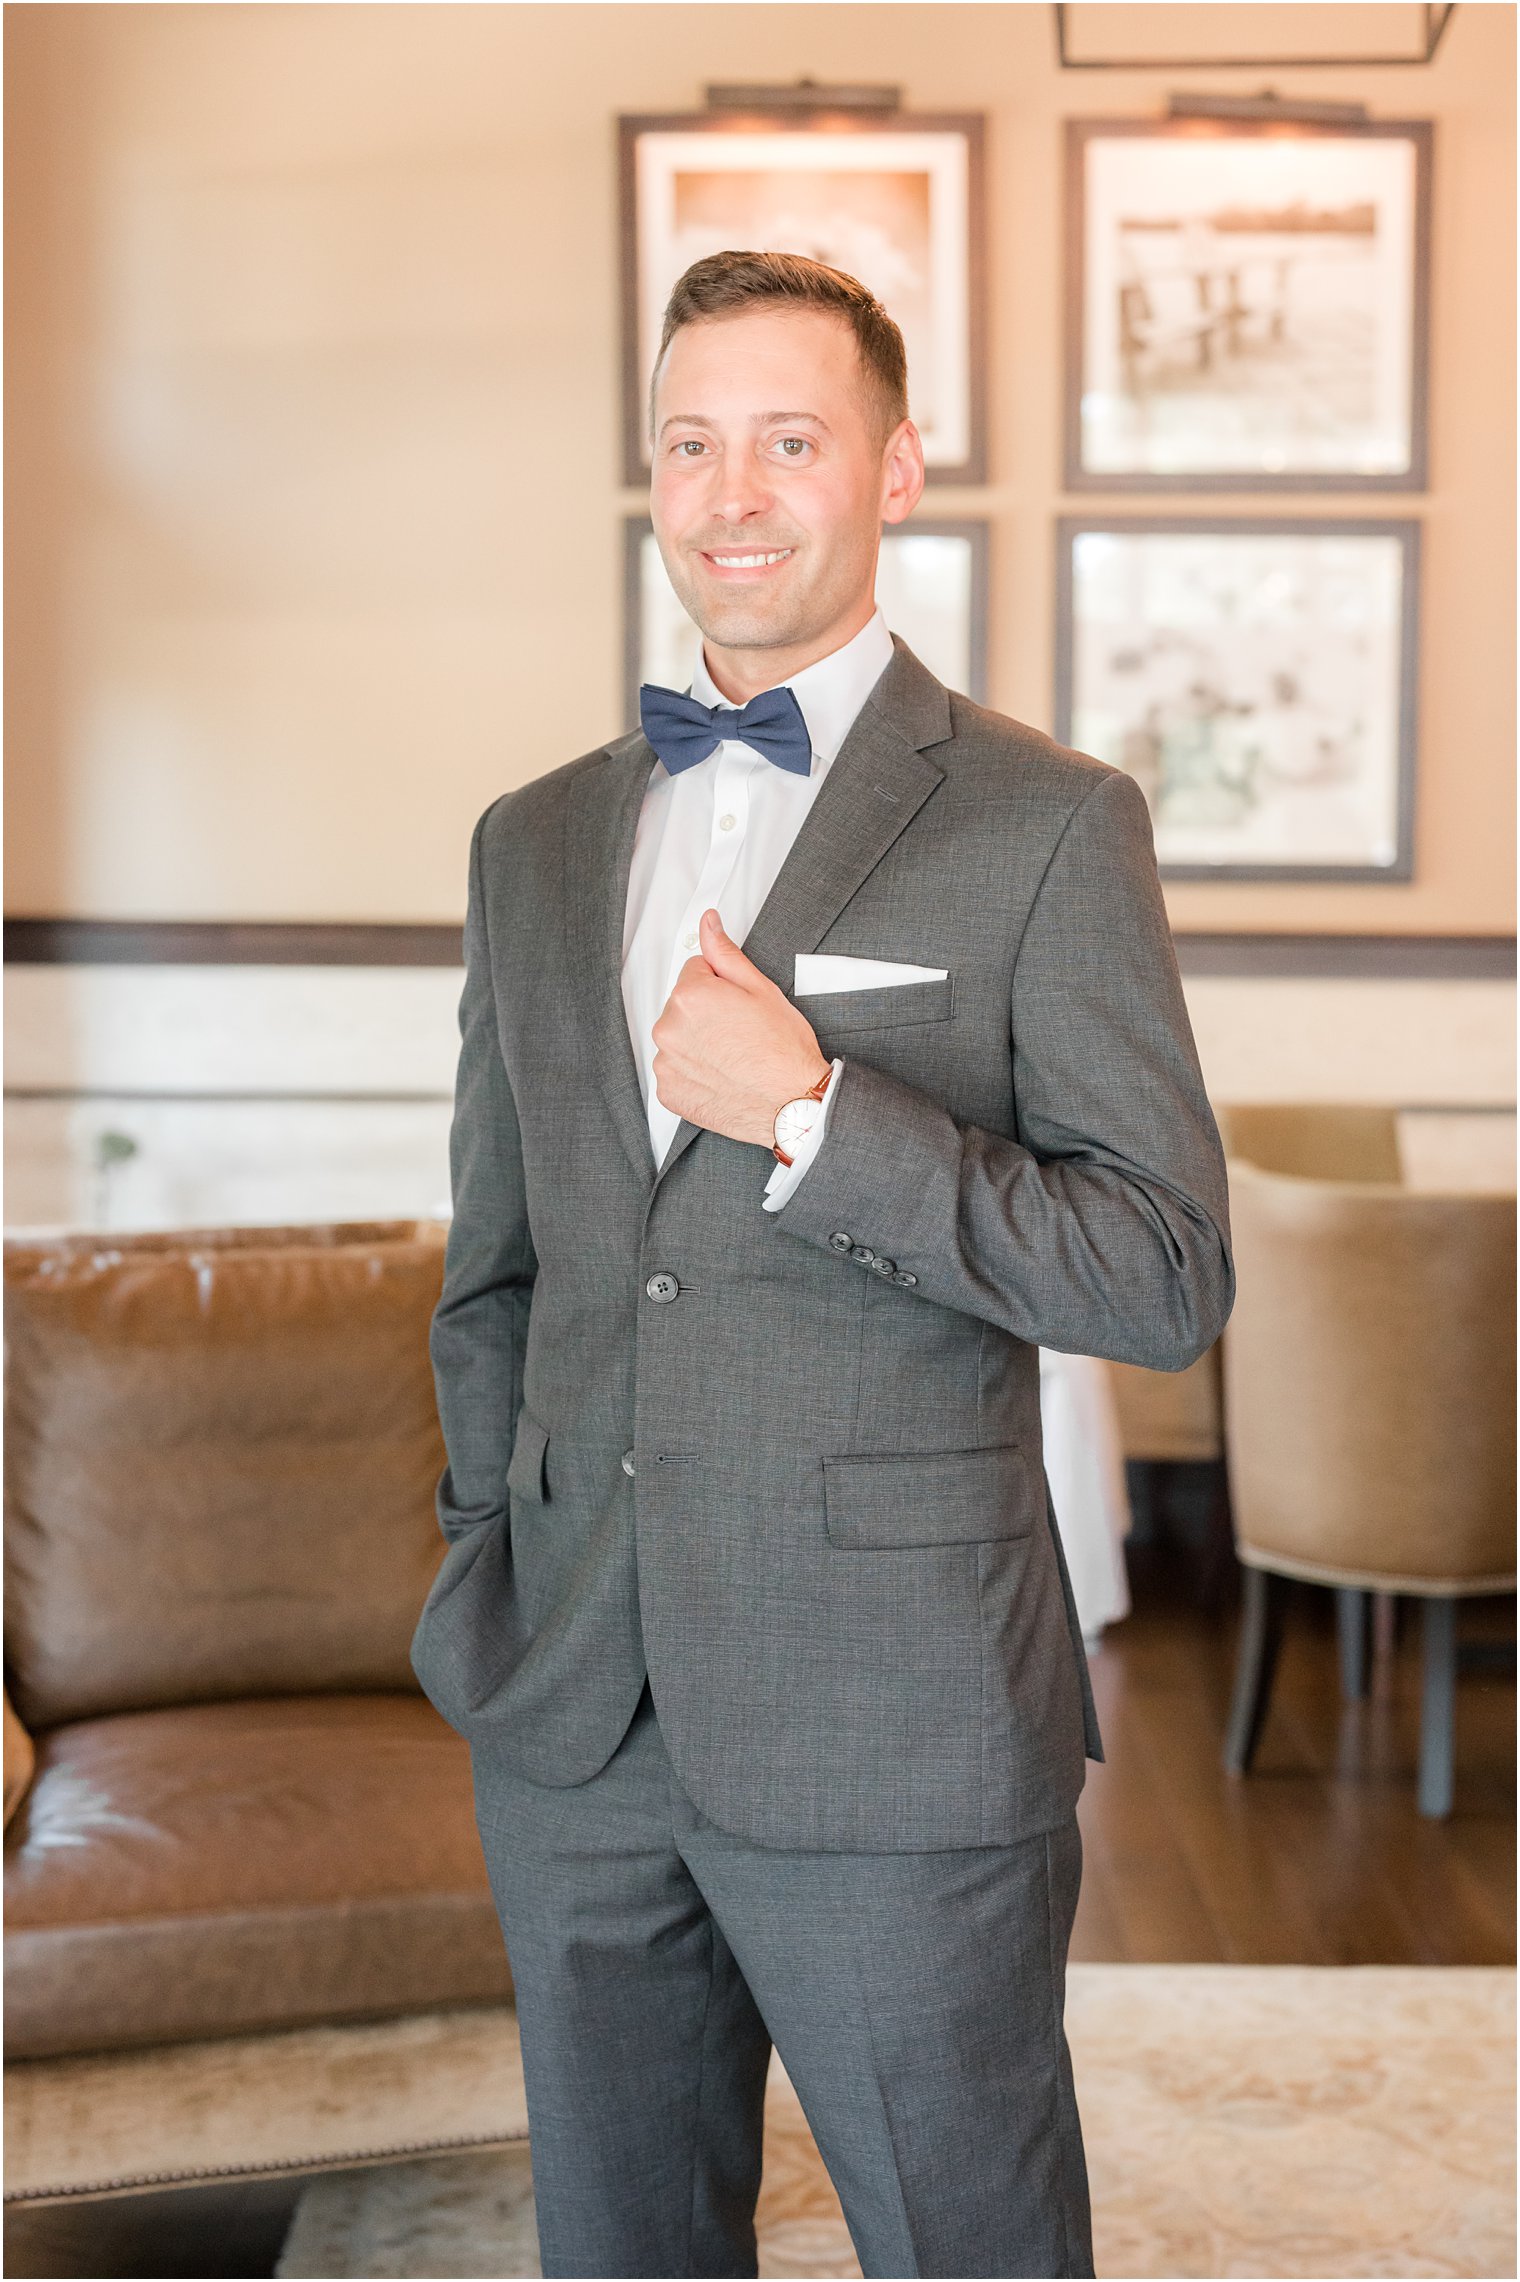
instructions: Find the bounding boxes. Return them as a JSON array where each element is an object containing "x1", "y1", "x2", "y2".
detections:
[{"x1": 411, "y1": 250, "x2": 1234, "y2": 2279}]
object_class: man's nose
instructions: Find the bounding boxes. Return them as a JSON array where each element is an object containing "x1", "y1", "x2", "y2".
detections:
[{"x1": 709, "y1": 461, "x2": 773, "y2": 524}]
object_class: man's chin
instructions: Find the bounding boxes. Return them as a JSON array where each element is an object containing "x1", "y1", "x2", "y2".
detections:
[{"x1": 679, "y1": 595, "x2": 811, "y2": 653}]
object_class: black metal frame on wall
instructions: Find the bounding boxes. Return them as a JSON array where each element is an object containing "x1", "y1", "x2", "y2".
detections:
[
  {"x1": 1052, "y1": 3, "x2": 1458, "y2": 69},
  {"x1": 622, "y1": 515, "x2": 991, "y2": 724},
  {"x1": 1062, "y1": 115, "x2": 1434, "y2": 494},
  {"x1": 1054, "y1": 513, "x2": 1422, "y2": 885},
  {"x1": 618, "y1": 104, "x2": 987, "y2": 486}
]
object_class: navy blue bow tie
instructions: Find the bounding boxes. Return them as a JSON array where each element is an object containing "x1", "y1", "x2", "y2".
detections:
[{"x1": 639, "y1": 682, "x2": 813, "y2": 778}]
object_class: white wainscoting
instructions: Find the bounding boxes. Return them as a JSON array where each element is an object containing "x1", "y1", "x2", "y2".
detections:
[{"x1": 4, "y1": 967, "x2": 1515, "y2": 1233}]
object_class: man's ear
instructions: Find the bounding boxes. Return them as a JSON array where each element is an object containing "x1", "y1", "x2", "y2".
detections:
[{"x1": 881, "y1": 420, "x2": 926, "y2": 526}]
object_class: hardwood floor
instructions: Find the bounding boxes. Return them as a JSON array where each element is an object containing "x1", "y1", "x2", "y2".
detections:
[{"x1": 1073, "y1": 1478, "x2": 1517, "y2": 1968}]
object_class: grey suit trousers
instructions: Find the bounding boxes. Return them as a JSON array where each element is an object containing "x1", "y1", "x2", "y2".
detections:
[{"x1": 469, "y1": 1675, "x2": 1094, "y2": 2280}]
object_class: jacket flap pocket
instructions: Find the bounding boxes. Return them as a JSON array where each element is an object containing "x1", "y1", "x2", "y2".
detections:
[
  {"x1": 802, "y1": 973, "x2": 953, "y2": 1034},
  {"x1": 506, "y1": 1408, "x2": 550, "y2": 1503},
  {"x1": 823, "y1": 1442, "x2": 1032, "y2": 1549}
]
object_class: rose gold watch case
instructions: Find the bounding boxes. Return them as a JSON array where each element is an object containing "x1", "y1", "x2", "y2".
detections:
[{"x1": 772, "y1": 1066, "x2": 833, "y2": 1165}]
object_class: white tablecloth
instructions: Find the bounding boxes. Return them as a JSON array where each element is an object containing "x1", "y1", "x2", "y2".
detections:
[{"x1": 1038, "y1": 1350, "x2": 1133, "y2": 1644}]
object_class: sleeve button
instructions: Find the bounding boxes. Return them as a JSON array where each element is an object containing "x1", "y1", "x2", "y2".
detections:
[
  {"x1": 621, "y1": 1449, "x2": 636, "y2": 1476},
  {"x1": 828, "y1": 1231, "x2": 853, "y2": 1252},
  {"x1": 892, "y1": 1270, "x2": 917, "y2": 1286},
  {"x1": 850, "y1": 1245, "x2": 874, "y2": 1265}
]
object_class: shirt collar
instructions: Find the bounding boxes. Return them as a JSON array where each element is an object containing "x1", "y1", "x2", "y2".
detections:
[{"x1": 687, "y1": 608, "x2": 895, "y2": 772}]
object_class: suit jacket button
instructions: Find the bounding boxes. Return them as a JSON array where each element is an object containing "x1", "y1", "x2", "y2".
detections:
[
  {"x1": 621, "y1": 1449, "x2": 636, "y2": 1476},
  {"x1": 892, "y1": 1270, "x2": 917, "y2": 1286},
  {"x1": 828, "y1": 1232, "x2": 853, "y2": 1252},
  {"x1": 645, "y1": 1271, "x2": 680, "y2": 1302},
  {"x1": 850, "y1": 1244, "x2": 874, "y2": 1264}
]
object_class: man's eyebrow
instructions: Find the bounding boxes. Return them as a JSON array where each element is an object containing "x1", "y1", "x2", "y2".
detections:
[{"x1": 655, "y1": 410, "x2": 832, "y2": 438}]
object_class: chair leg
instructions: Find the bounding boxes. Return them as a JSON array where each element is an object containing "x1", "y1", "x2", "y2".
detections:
[
  {"x1": 1336, "y1": 1588, "x2": 1370, "y2": 1700},
  {"x1": 1224, "y1": 1567, "x2": 1289, "y2": 1774},
  {"x1": 1198, "y1": 1460, "x2": 1238, "y2": 1617},
  {"x1": 1418, "y1": 1596, "x2": 1458, "y2": 1819}
]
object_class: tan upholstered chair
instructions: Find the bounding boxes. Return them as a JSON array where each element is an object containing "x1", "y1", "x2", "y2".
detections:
[
  {"x1": 1215, "y1": 1106, "x2": 1516, "y2": 1817},
  {"x1": 1107, "y1": 1349, "x2": 1223, "y2": 1465}
]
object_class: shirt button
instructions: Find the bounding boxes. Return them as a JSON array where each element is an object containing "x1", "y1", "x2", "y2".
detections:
[
  {"x1": 645, "y1": 1271, "x2": 680, "y2": 1302},
  {"x1": 828, "y1": 1232, "x2": 853, "y2": 1252},
  {"x1": 681, "y1": 931, "x2": 698, "y2": 951},
  {"x1": 621, "y1": 1449, "x2": 636, "y2": 1477},
  {"x1": 718, "y1": 813, "x2": 737, "y2": 832}
]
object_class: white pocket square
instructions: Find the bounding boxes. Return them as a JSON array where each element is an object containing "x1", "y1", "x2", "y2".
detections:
[{"x1": 794, "y1": 955, "x2": 948, "y2": 995}]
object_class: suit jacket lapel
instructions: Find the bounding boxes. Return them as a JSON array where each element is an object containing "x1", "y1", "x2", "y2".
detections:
[{"x1": 566, "y1": 635, "x2": 954, "y2": 1197}]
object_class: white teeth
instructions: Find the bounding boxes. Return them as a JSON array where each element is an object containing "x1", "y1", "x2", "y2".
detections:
[{"x1": 710, "y1": 551, "x2": 791, "y2": 568}]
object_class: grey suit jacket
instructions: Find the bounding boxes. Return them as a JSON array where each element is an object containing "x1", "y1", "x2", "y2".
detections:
[{"x1": 409, "y1": 636, "x2": 1234, "y2": 1852}]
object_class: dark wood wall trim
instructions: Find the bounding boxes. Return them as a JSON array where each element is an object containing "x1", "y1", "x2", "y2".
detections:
[
  {"x1": 1172, "y1": 935, "x2": 1516, "y2": 980},
  {"x1": 3, "y1": 919, "x2": 1516, "y2": 981},
  {"x1": 3, "y1": 920, "x2": 464, "y2": 967}
]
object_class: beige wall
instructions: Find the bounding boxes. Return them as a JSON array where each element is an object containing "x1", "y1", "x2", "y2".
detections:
[{"x1": 5, "y1": 2, "x2": 1514, "y2": 931}]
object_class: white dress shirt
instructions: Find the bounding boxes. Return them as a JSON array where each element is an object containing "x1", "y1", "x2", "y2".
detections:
[{"x1": 620, "y1": 608, "x2": 895, "y2": 1207}]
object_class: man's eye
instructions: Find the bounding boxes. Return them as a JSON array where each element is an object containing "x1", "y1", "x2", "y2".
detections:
[
  {"x1": 675, "y1": 439, "x2": 706, "y2": 456},
  {"x1": 776, "y1": 437, "x2": 811, "y2": 457}
]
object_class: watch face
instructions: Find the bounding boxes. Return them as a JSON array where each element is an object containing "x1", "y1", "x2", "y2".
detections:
[{"x1": 775, "y1": 1097, "x2": 823, "y2": 1150}]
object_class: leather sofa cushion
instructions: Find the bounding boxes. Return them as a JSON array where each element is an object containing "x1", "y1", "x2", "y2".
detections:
[
  {"x1": 4, "y1": 1223, "x2": 449, "y2": 1728},
  {"x1": 5, "y1": 1219, "x2": 447, "y2": 1263},
  {"x1": 4, "y1": 1694, "x2": 511, "y2": 2059},
  {"x1": 4, "y1": 1686, "x2": 34, "y2": 1828}
]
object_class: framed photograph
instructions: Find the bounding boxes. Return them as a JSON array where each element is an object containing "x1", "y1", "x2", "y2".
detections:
[
  {"x1": 623, "y1": 518, "x2": 989, "y2": 724},
  {"x1": 1054, "y1": 516, "x2": 1420, "y2": 880},
  {"x1": 620, "y1": 111, "x2": 986, "y2": 485},
  {"x1": 1064, "y1": 118, "x2": 1432, "y2": 489}
]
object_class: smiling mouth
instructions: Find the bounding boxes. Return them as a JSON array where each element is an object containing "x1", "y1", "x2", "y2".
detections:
[{"x1": 701, "y1": 548, "x2": 794, "y2": 571}]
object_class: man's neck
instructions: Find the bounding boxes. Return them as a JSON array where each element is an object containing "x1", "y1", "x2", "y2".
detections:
[{"x1": 701, "y1": 598, "x2": 877, "y2": 705}]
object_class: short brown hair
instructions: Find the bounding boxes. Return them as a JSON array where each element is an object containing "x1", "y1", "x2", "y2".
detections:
[{"x1": 649, "y1": 249, "x2": 910, "y2": 450}]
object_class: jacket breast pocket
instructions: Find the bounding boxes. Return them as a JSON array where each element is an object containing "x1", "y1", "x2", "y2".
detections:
[
  {"x1": 822, "y1": 1441, "x2": 1033, "y2": 1550},
  {"x1": 800, "y1": 972, "x2": 954, "y2": 1035},
  {"x1": 506, "y1": 1407, "x2": 550, "y2": 1502}
]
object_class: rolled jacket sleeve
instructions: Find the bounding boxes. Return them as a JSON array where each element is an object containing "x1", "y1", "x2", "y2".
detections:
[{"x1": 765, "y1": 767, "x2": 1234, "y2": 1372}]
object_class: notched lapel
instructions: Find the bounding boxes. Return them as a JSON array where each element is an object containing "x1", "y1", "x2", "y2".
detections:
[{"x1": 569, "y1": 638, "x2": 955, "y2": 1197}]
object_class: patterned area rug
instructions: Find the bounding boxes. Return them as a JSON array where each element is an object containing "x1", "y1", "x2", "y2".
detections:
[{"x1": 276, "y1": 1965, "x2": 1515, "y2": 2279}]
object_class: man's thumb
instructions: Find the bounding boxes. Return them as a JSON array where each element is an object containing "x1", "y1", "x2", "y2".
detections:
[{"x1": 699, "y1": 906, "x2": 750, "y2": 976}]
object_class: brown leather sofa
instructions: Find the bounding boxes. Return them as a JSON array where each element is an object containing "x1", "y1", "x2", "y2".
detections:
[{"x1": 4, "y1": 1218, "x2": 512, "y2": 2064}]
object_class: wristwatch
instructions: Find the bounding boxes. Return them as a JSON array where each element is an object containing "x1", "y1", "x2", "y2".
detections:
[{"x1": 772, "y1": 1063, "x2": 835, "y2": 1168}]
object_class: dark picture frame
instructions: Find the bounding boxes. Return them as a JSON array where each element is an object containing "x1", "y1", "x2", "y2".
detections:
[
  {"x1": 1054, "y1": 514, "x2": 1421, "y2": 881},
  {"x1": 623, "y1": 517, "x2": 990, "y2": 725},
  {"x1": 1053, "y1": 3, "x2": 1457, "y2": 69},
  {"x1": 619, "y1": 109, "x2": 987, "y2": 487},
  {"x1": 1063, "y1": 117, "x2": 1433, "y2": 491}
]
